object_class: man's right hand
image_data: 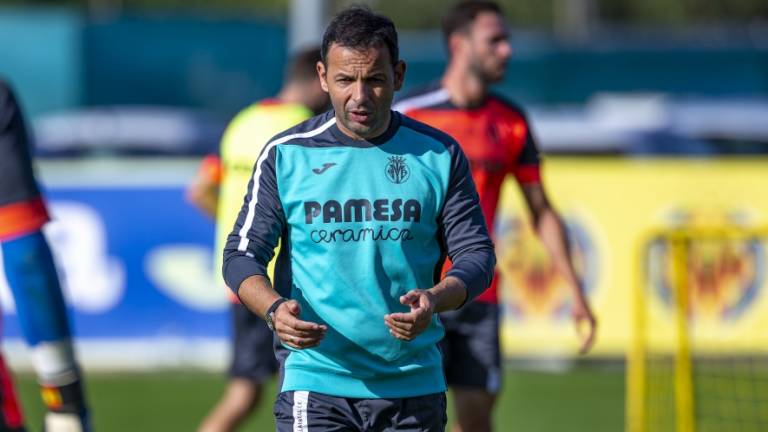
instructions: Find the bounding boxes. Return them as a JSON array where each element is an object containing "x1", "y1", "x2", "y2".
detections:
[{"x1": 273, "y1": 300, "x2": 327, "y2": 349}]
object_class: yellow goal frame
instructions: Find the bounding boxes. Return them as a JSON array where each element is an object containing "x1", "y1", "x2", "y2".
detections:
[{"x1": 626, "y1": 226, "x2": 768, "y2": 432}]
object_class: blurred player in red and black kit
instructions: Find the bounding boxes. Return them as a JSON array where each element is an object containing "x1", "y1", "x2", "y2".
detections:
[
  {"x1": 395, "y1": 2, "x2": 597, "y2": 431},
  {"x1": 0, "y1": 80, "x2": 91, "y2": 431}
]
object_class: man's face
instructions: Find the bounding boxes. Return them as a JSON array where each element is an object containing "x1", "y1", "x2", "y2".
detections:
[
  {"x1": 317, "y1": 43, "x2": 405, "y2": 140},
  {"x1": 463, "y1": 11, "x2": 512, "y2": 83}
]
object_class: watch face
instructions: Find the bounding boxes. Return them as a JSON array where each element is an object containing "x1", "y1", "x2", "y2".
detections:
[{"x1": 266, "y1": 314, "x2": 276, "y2": 332}]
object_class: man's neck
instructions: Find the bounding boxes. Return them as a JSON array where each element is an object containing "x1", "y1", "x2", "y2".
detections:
[{"x1": 441, "y1": 61, "x2": 488, "y2": 109}]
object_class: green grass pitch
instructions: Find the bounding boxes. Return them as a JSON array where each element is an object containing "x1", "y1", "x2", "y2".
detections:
[{"x1": 13, "y1": 365, "x2": 624, "y2": 431}]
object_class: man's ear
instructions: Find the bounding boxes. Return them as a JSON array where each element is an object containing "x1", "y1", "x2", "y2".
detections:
[
  {"x1": 316, "y1": 61, "x2": 329, "y2": 92},
  {"x1": 393, "y1": 60, "x2": 406, "y2": 91},
  {"x1": 448, "y1": 32, "x2": 466, "y2": 58}
]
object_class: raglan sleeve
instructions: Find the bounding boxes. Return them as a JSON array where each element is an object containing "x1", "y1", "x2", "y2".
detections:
[
  {"x1": 222, "y1": 144, "x2": 285, "y2": 294},
  {"x1": 439, "y1": 139, "x2": 497, "y2": 303},
  {"x1": 512, "y1": 114, "x2": 542, "y2": 184}
]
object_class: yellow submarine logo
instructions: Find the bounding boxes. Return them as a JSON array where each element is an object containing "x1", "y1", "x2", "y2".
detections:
[
  {"x1": 496, "y1": 215, "x2": 597, "y2": 321},
  {"x1": 647, "y1": 210, "x2": 764, "y2": 322}
]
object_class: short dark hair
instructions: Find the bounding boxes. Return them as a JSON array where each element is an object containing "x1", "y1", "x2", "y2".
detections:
[
  {"x1": 321, "y1": 6, "x2": 399, "y2": 67},
  {"x1": 285, "y1": 46, "x2": 321, "y2": 84},
  {"x1": 442, "y1": 1, "x2": 503, "y2": 41}
]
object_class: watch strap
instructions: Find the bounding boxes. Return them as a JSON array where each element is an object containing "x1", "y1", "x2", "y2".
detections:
[{"x1": 264, "y1": 297, "x2": 287, "y2": 331}]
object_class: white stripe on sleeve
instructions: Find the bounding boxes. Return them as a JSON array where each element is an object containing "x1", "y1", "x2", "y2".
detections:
[
  {"x1": 392, "y1": 88, "x2": 450, "y2": 113},
  {"x1": 237, "y1": 118, "x2": 336, "y2": 252}
]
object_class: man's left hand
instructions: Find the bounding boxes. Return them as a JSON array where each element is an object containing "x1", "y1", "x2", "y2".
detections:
[
  {"x1": 572, "y1": 296, "x2": 597, "y2": 354},
  {"x1": 384, "y1": 289, "x2": 435, "y2": 341}
]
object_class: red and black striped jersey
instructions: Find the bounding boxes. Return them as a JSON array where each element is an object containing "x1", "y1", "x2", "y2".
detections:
[{"x1": 395, "y1": 84, "x2": 541, "y2": 304}]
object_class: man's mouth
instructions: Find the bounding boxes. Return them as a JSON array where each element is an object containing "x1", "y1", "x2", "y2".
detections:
[{"x1": 349, "y1": 110, "x2": 372, "y2": 123}]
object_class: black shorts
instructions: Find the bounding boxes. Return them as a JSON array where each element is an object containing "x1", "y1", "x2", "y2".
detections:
[
  {"x1": 439, "y1": 301, "x2": 502, "y2": 393},
  {"x1": 228, "y1": 302, "x2": 278, "y2": 382},
  {"x1": 274, "y1": 391, "x2": 446, "y2": 431}
]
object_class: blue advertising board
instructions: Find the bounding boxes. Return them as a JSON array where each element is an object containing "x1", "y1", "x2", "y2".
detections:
[{"x1": 0, "y1": 159, "x2": 231, "y2": 367}]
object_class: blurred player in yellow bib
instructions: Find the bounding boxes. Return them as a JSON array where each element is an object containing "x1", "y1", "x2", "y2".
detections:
[{"x1": 186, "y1": 47, "x2": 328, "y2": 432}]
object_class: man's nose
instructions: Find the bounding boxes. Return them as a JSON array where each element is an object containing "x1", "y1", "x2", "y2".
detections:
[{"x1": 351, "y1": 80, "x2": 370, "y2": 104}]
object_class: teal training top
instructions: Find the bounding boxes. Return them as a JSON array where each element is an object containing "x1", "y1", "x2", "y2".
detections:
[{"x1": 223, "y1": 110, "x2": 495, "y2": 398}]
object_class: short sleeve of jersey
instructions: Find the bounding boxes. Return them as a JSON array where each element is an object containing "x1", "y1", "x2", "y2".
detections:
[
  {"x1": 0, "y1": 81, "x2": 41, "y2": 206},
  {"x1": 198, "y1": 154, "x2": 222, "y2": 185},
  {"x1": 0, "y1": 81, "x2": 49, "y2": 240},
  {"x1": 511, "y1": 111, "x2": 542, "y2": 185}
]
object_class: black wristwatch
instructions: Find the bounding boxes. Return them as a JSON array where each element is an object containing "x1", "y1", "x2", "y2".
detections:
[{"x1": 264, "y1": 298, "x2": 287, "y2": 332}]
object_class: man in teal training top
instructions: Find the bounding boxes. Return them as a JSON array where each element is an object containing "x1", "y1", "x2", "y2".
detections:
[{"x1": 223, "y1": 6, "x2": 496, "y2": 431}]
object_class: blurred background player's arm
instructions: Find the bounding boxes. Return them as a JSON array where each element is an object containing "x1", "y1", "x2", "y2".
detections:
[
  {"x1": 186, "y1": 154, "x2": 222, "y2": 219},
  {"x1": 521, "y1": 182, "x2": 597, "y2": 354}
]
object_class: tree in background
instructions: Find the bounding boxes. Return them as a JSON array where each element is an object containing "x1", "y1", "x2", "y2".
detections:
[{"x1": 3, "y1": 0, "x2": 767, "y2": 29}]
